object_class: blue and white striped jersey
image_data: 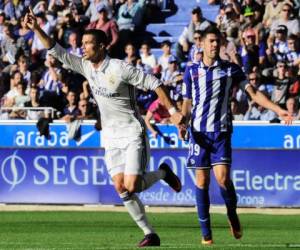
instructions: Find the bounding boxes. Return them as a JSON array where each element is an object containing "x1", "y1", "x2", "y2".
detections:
[{"x1": 182, "y1": 59, "x2": 248, "y2": 132}]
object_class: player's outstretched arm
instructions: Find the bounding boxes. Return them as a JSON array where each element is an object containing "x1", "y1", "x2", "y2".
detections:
[
  {"x1": 246, "y1": 85, "x2": 293, "y2": 124},
  {"x1": 24, "y1": 7, "x2": 55, "y2": 49}
]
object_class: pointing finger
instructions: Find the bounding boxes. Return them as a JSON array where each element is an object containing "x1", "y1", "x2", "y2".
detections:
[{"x1": 28, "y1": 6, "x2": 35, "y2": 15}]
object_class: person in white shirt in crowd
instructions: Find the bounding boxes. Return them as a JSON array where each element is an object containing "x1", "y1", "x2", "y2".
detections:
[
  {"x1": 25, "y1": 85, "x2": 43, "y2": 120},
  {"x1": 270, "y1": 3, "x2": 300, "y2": 37},
  {"x1": 140, "y1": 41, "x2": 157, "y2": 71},
  {"x1": 262, "y1": 0, "x2": 285, "y2": 28},
  {"x1": 3, "y1": 71, "x2": 23, "y2": 104},
  {"x1": 157, "y1": 40, "x2": 173, "y2": 72},
  {"x1": 25, "y1": 7, "x2": 183, "y2": 248},
  {"x1": 124, "y1": 42, "x2": 138, "y2": 65}
]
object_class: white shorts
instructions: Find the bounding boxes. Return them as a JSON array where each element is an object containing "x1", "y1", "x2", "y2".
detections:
[{"x1": 104, "y1": 134, "x2": 150, "y2": 177}]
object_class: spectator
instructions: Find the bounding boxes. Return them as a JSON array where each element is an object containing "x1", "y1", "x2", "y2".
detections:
[
  {"x1": 140, "y1": 41, "x2": 157, "y2": 71},
  {"x1": 61, "y1": 90, "x2": 80, "y2": 122},
  {"x1": 286, "y1": 34, "x2": 300, "y2": 67},
  {"x1": 0, "y1": 22, "x2": 26, "y2": 65},
  {"x1": 244, "y1": 100, "x2": 278, "y2": 121},
  {"x1": 4, "y1": 70, "x2": 23, "y2": 103},
  {"x1": 117, "y1": 0, "x2": 145, "y2": 31},
  {"x1": 14, "y1": 82, "x2": 29, "y2": 107},
  {"x1": 176, "y1": 6, "x2": 211, "y2": 64},
  {"x1": 273, "y1": 25, "x2": 289, "y2": 63},
  {"x1": 16, "y1": 55, "x2": 31, "y2": 91},
  {"x1": 270, "y1": 3, "x2": 300, "y2": 37},
  {"x1": 285, "y1": 96, "x2": 300, "y2": 119},
  {"x1": 67, "y1": 31, "x2": 83, "y2": 57},
  {"x1": 220, "y1": 32, "x2": 240, "y2": 65},
  {"x1": 238, "y1": 28, "x2": 260, "y2": 73},
  {"x1": 77, "y1": 99, "x2": 96, "y2": 119},
  {"x1": 262, "y1": 0, "x2": 285, "y2": 28},
  {"x1": 24, "y1": 85, "x2": 43, "y2": 120},
  {"x1": 14, "y1": 16, "x2": 34, "y2": 54},
  {"x1": 271, "y1": 61, "x2": 292, "y2": 108},
  {"x1": 39, "y1": 53, "x2": 62, "y2": 96},
  {"x1": 216, "y1": 4, "x2": 239, "y2": 34},
  {"x1": 31, "y1": 12, "x2": 53, "y2": 60},
  {"x1": 161, "y1": 56, "x2": 183, "y2": 109},
  {"x1": 157, "y1": 40, "x2": 172, "y2": 72},
  {"x1": 85, "y1": 0, "x2": 112, "y2": 23},
  {"x1": 231, "y1": 98, "x2": 244, "y2": 120},
  {"x1": 0, "y1": 10, "x2": 6, "y2": 34},
  {"x1": 117, "y1": 0, "x2": 146, "y2": 58},
  {"x1": 144, "y1": 98, "x2": 170, "y2": 138},
  {"x1": 240, "y1": 0, "x2": 263, "y2": 19},
  {"x1": 187, "y1": 30, "x2": 203, "y2": 64},
  {"x1": 57, "y1": 8, "x2": 81, "y2": 47},
  {"x1": 124, "y1": 42, "x2": 138, "y2": 64},
  {"x1": 87, "y1": 4, "x2": 119, "y2": 52}
]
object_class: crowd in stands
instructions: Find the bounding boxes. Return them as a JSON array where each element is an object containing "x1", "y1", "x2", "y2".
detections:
[{"x1": 0, "y1": 0, "x2": 299, "y2": 136}]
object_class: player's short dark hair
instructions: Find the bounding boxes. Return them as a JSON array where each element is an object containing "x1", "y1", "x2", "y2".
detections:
[
  {"x1": 202, "y1": 26, "x2": 221, "y2": 39},
  {"x1": 83, "y1": 29, "x2": 108, "y2": 46}
]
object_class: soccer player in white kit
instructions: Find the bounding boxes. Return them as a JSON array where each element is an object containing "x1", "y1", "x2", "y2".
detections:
[{"x1": 24, "y1": 8, "x2": 183, "y2": 247}]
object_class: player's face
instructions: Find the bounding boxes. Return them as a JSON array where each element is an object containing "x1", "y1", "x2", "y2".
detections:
[
  {"x1": 202, "y1": 34, "x2": 220, "y2": 60},
  {"x1": 81, "y1": 34, "x2": 102, "y2": 61}
]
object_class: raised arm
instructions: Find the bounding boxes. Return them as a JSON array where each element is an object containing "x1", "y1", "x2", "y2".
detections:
[
  {"x1": 24, "y1": 7, "x2": 85, "y2": 76},
  {"x1": 24, "y1": 7, "x2": 54, "y2": 49}
]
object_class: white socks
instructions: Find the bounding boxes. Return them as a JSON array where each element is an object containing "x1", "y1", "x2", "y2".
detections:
[{"x1": 120, "y1": 191, "x2": 154, "y2": 235}]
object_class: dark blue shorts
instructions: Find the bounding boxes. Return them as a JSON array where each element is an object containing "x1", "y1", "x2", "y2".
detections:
[{"x1": 187, "y1": 131, "x2": 232, "y2": 169}]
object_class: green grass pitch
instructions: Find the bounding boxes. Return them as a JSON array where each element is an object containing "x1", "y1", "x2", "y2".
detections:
[{"x1": 0, "y1": 211, "x2": 299, "y2": 249}]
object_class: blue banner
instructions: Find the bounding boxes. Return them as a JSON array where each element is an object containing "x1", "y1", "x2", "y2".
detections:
[
  {"x1": 0, "y1": 123, "x2": 100, "y2": 148},
  {"x1": 1, "y1": 122, "x2": 300, "y2": 149},
  {"x1": 0, "y1": 148, "x2": 299, "y2": 206}
]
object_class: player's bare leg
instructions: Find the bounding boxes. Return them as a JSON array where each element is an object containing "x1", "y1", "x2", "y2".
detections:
[{"x1": 214, "y1": 165, "x2": 242, "y2": 239}]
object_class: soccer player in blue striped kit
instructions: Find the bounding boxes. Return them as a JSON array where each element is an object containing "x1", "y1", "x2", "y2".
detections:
[{"x1": 179, "y1": 26, "x2": 292, "y2": 245}]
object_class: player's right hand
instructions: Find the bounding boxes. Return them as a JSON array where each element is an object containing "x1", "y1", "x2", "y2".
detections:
[{"x1": 24, "y1": 7, "x2": 38, "y2": 31}]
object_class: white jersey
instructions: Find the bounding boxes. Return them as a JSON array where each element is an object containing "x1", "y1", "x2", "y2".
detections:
[{"x1": 48, "y1": 43, "x2": 162, "y2": 139}]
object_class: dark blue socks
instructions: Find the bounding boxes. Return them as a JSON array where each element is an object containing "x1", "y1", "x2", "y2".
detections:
[
  {"x1": 220, "y1": 180, "x2": 237, "y2": 218},
  {"x1": 195, "y1": 187, "x2": 211, "y2": 238}
]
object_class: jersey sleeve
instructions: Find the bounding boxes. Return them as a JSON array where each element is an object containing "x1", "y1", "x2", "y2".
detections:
[
  {"x1": 48, "y1": 43, "x2": 85, "y2": 76},
  {"x1": 231, "y1": 63, "x2": 249, "y2": 91},
  {"x1": 182, "y1": 66, "x2": 192, "y2": 99},
  {"x1": 121, "y1": 62, "x2": 162, "y2": 90}
]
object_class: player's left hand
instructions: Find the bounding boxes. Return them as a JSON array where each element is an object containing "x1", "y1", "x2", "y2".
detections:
[
  {"x1": 278, "y1": 109, "x2": 293, "y2": 125},
  {"x1": 170, "y1": 111, "x2": 184, "y2": 126}
]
